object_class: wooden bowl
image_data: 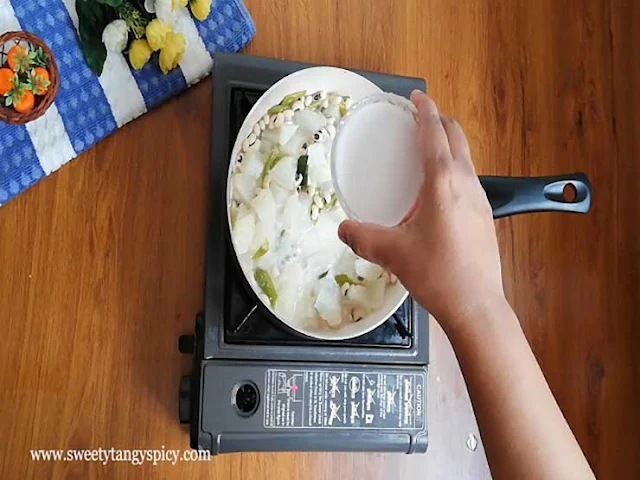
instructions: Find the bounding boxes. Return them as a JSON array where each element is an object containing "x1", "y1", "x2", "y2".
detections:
[{"x1": 0, "y1": 31, "x2": 59, "y2": 125}]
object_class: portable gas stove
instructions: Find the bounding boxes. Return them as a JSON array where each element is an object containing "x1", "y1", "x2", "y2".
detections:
[{"x1": 178, "y1": 53, "x2": 429, "y2": 455}]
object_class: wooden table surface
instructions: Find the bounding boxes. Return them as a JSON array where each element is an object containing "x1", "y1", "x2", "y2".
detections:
[{"x1": 1, "y1": 0, "x2": 638, "y2": 478}]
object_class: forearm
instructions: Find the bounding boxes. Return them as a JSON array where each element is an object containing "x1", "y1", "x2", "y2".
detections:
[
  {"x1": 444, "y1": 297, "x2": 595, "y2": 480},
  {"x1": 337, "y1": 91, "x2": 592, "y2": 477}
]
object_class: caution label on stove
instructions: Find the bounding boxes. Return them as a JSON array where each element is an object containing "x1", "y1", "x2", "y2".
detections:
[{"x1": 263, "y1": 368, "x2": 425, "y2": 430}]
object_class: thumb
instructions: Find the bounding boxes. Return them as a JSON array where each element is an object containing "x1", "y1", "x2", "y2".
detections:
[{"x1": 338, "y1": 220, "x2": 403, "y2": 269}]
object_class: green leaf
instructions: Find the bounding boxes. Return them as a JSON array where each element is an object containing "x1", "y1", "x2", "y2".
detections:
[
  {"x1": 79, "y1": 36, "x2": 107, "y2": 76},
  {"x1": 76, "y1": 0, "x2": 117, "y2": 38},
  {"x1": 252, "y1": 241, "x2": 269, "y2": 260},
  {"x1": 334, "y1": 274, "x2": 362, "y2": 287},
  {"x1": 326, "y1": 193, "x2": 338, "y2": 210},
  {"x1": 97, "y1": 0, "x2": 123, "y2": 6},
  {"x1": 280, "y1": 90, "x2": 306, "y2": 107},
  {"x1": 76, "y1": 0, "x2": 114, "y2": 75},
  {"x1": 267, "y1": 90, "x2": 307, "y2": 115},
  {"x1": 267, "y1": 103, "x2": 289, "y2": 116},
  {"x1": 259, "y1": 147, "x2": 283, "y2": 188},
  {"x1": 254, "y1": 269, "x2": 278, "y2": 307},
  {"x1": 296, "y1": 155, "x2": 309, "y2": 189},
  {"x1": 31, "y1": 46, "x2": 49, "y2": 68}
]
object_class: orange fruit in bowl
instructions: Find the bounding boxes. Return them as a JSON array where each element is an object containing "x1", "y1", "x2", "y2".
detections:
[
  {"x1": 31, "y1": 67, "x2": 50, "y2": 95},
  {"x1": 13, "y1": 89, "x2": 35, "y2": 113},
  {"x1": 7, "y1": 45, "x2": 30, "y2": 72},
  {"x1": 0, "y1": 68, "x2": 14, "y2": 95}
]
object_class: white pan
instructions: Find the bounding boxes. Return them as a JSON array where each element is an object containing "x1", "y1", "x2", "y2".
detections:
[{"x1": 226, "y1": 66, "x2": 410, "y2": 340}]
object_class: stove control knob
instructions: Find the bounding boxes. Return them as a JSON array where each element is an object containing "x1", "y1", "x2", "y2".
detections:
[
  {"x1": 178, "y1": 335, "x2": 195, "y2": 354},
  {"x1": 179, "y1": 376, "x2": 192, "y2": 424},
  {"x1": 232, "y1": 381, "x2": 259, "y2": 416}
]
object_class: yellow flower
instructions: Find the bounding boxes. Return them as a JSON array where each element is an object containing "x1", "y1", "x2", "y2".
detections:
[
  {"x1": 190, "y1": 0, "x2": 212, "y2": 21},
  {"x1": 159, "y1": 32, "x2": 186, "y2": 74},
  {"x1": 129, "y1": 39, "x2": 153, "y2": 70},
  {"x1": 146, "y1": 19, "x2": 172, "y2": 51}
]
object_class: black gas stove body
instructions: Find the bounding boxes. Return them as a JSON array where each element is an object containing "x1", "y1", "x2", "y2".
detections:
[{"x1": 179, "y1": 53, "x2": 429, "y2": 455}]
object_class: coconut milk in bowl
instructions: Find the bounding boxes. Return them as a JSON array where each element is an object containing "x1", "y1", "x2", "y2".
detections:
[{"x1": 331, "y1": 93, "x2": 423, "y2": 227}]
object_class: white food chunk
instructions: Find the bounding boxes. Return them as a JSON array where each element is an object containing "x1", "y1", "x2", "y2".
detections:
[
  {"x1": 281, "y1": 130, "x2": 307, "y2": 156},
  {"x1": 295, "y1": 286, "x2": 317, "y2": 322},
  {"x1": 278, "y1": 123, "x2": 299, "y2": 146},
  {"x1": 236, "y1": 202, "x2": 251, "y2": 218},
  {"x1": 314, "y1": 279, "x2": 343, "y2": 327},
  {"x1": 276, "y1": 263, "x2": 303, "y2": 320},
  {"x1": 259, "y1": 138, "x2": 274, "y2": 153},
  {"x1": 299, "y1": 213, "x2": 346, "y2": 274},
  {"x1": 270, "y1": 182, "x2": 290, "y2": 207},
  {"x1": 250, "y1": 219, "x2": 267, "y2": 253},
  {"x1": 307, "y1": 143, "x2": 330, "y2": 187},
  {"x1": 269, "y1": 265, "x2": 280, "y2": 279},
  {"x1": 355, "y1": 258, "x2": 384, "y2": 281},
  {"x1": 307, "y1": 142, "x2": 326, "y2": 165},
  {"x1": 334, "y1": 249, "x2": 358, "y2": 279},
  {"x1": 300, "y1": 210, "x2": 347, "y2": 261},
  {"x1": 282, "y1": 194, "x2": 311, "y2": 234},
  {"x1": 345, "y1": 277, "x2": 386, "y2": 313},
  {"x1": 231, "y1": 172, "x2": 257, "y2": 204},
  {"x1": 254, "y1": 249, "x2": 277, "y2": 270},
  {"x1": 367, "y1": 276, "x2": 386, "y2": 310},
  {"x1": 260, "y1": 126, "x2": 280, "y2": 144},
  {"x1": 241, "y1": 149, "x2": 264, "y2": 179},
  {"x1": 346, "y1": 285, "x2": 369, "y2": 309},
  {"x1": 324, "y1": 104, "x2": 340, "y2": 119},
  {"x1": 251, "y1": 189, "x2": 277, "y2": 238},
  {"x1": 294, "y1": 109, "x2": 327, "y2": 135},
  {"x1": 231, "y1": 202, "x2": 251, "y2": 227},
  {"x1": 270, "y1": 156, "x2": 296, "y2": 190},
  {"x1": 232, "y1": 211, "x2": 255, "y2": 255}
]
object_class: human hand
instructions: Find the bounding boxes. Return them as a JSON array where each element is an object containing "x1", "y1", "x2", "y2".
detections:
[{"x1": 338, "y1": 91, "x2": 505, "y2": 332}]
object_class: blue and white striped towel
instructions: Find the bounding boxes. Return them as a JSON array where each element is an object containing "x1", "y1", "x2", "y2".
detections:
[{"x1": 0, "y1": 0, "x2": 255, "y2": 206}]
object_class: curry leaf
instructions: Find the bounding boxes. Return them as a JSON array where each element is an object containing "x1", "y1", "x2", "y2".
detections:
[
  {"x1": 75, "y1": 0, "x2": 116, "y2": 75},
  {"x1": 296, "y1": 155, "x2": 309, "y2": 189}
]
